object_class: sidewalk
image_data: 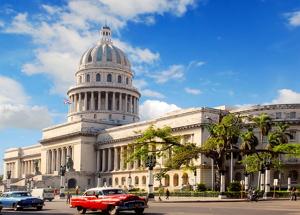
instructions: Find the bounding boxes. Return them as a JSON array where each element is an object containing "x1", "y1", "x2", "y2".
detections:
[{"x1": 151, "y1": 196, "x2": 290, "y2": 203}]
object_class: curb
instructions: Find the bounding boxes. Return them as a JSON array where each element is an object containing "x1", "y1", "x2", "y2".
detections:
[{"x1": 151, "y1": 198, "x2": 290, "y2": 203}]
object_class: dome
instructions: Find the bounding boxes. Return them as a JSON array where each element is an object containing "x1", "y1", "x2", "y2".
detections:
[{"x1": 78, "y1": 26, "x2": 131, "y2": 70}]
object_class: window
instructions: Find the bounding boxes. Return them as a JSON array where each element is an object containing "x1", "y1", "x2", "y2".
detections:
[
  {"x1": 106, "y1": 45, "x2": 112, "y2": 62},
  {"x1": 87, "y1": 52, "x2": 92, "y2": 62},
  {"x1": 114, "y1": 47, "x2": 121, "y2": 64},
  {"x1": 121, "y1": 177, "x2": 126, "y2": 185},
  {"x1": 275, "y1": 112, "x2": 282, "y2": 119},
  {"x1": 118, "y1": 75, "x2": 122, "y2": 83},
  {"x1": 290, "y1": 131, "x2": 297, "y2": 141},
  {"x1": 96, "y1": 73, "x2": 101, "y2": 82},
  {"x1": 97, "y1": 47, "x2": 103, "y2": 62},
  {"x1": 109, "y1": 114, "x2": 112, "y2": 120},
  {"x1": 115, "y1": 178, "x2": 119, "y2": 186},
  {"x1": 94, "y1": 114, "x2": 97, "y2": 119},
  {"x1": 86, "y1": 74, "x2": 90, "y2": 82},
  {"x1": 164, "y1": 175, "x2": 170, "y2": 187},
  {"x1": 290, "y1": 112, "x2": 296, "y2": 119},
  {"x1": 135, "y1": 176, "x2": 139, "y2": 185},
  {"x1": 87, "y1": 178, "x2": 91, "y2": 185},
  {"x1": 123, "y1": 115, "x2": 125, "y2": 120},
  {"x1": 173, "y1": 174, "x2": 179, "y2": 186},
  {"x1": 107, "y1": 74, "x2": 112, "y2": 82},
  {"x1": 126, "y1": 77, "x2": 129, "y2": 85},
  {"x1": 142, "y1": 176, "x2": 146, "y2": 185}
]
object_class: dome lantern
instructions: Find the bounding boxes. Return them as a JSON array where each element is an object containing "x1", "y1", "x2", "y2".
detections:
[{"x1": 100, "y1": 25, "x2": 112, "y2": 45}]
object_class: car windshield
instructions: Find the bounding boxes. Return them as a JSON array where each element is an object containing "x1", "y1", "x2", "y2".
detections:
[
  {"x1": 11, "y1": 192, "x2": 31, "y2": 197},
  {"x1": 102, "y1": 189, "x2": 126, "y2": 195}
]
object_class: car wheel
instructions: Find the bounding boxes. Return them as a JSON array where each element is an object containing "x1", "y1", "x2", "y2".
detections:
[
  {"x1": 135, "y1": 208, "x2": 144, "y2": 215},
  {"x1": 107, "y1": 205, "x2": 118, "y2": 215},
  {"x1": 77, "y1": 207, "x2": 87, "y2": 214},
  {"x1": 36, "y1": 206, "x2": 43, "y2": 210}
]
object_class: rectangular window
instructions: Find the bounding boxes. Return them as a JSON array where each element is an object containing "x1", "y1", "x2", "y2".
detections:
[
  {"x1": 275, "y1": 112, "x2": 282, "y2": 119},
  {"x1": 290, "y1": 112, "x2": 296, "y2": 119},
  {"x1": 88, "y1": 178, "x2": 91, "y2": 186},
  {"x1": 290, "y1": 131, "x2": 297, "y2": 142}
]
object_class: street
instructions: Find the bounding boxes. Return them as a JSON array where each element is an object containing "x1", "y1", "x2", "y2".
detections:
[{"x1": 0, "y1": 200, "x2": 299, "y2": 215}]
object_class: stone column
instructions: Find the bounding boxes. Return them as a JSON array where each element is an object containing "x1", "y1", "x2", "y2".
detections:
[
  {"x1": 137, "y1": 98, "x2": 139, "y2": 115},
  {"x1": 98, "y1": 91, "x2": 101, "y2": 110},
  {"x1": 91, "y1": 91, "x2": 95, "y2": 111},
  {"x1": 102, "y1": 149, "x2": 106, "y2": 172},
  {"x1": 108, "y1": 148, "x2": 112, "y2": 171},
  {"x1": 96, "y1": 150, "x2": 100, "y2": 172},
  {"x1": 114, "y1": 147, "x2": 118, "y2": 171},
  {"x1": 125, "y1": 94, "x2": 128, "y2": 112},
  {"x1": 72, "y1": 94, "x2": 75, "y2": 112},
  {"x1": 120, "y1": 146, "x2": 124, "y2": 170},
  {"x1": 78, "y1": 93, "x2": 82, "y2": 112},
  {"x1": 51, "y1": 150, "x2": 55, "y2": 173},
  {"x1": 84, "y1": 92, "x2": 88, "y2": 111},
  {"x1": 119, "y1": 93, "x2": 122, "y2": 111},
  {"x1": 129, "y1": 95, "x2": 132, "y2": 113},
  {"x1": 132, "y1": 96, "x2": 135, "y2": 114},
  {"x1": 105, "y1": 92, "x2": 108, "y2": 110},
  {"x1": 112, "y1": 92, "x2": 115, "y2": 111}
]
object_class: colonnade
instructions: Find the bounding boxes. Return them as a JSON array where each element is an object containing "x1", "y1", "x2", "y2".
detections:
[
  {"x1": 6, "y1": 162, "x2": 15, "y2": 178},
  {"x1": 21, "y1": 159, "x2": 41, "y2": 175},
  {"x1": 68, "y1": 91, "x2": 139, "y2": 114},
  {"x1": 46, "y1": 146, "x2": 73, "y2": 174},
  {"x1": 96, "y1": 145, "x2": 142, "y2": 173}
]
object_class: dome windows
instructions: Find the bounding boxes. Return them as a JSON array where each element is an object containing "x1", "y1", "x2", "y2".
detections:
[
  {"x1": 86, "y1": 74, "x2": 90, "y2": 82},
  {"x1": 106, "y1": 45, "x2": 112, "y2": 62},
  {"x1": 107, "y1": 74, "x2": 112, "y2": 82},
  {"x1": 114, "y1": 47, "x2": 121, "y2": 64},
  {"x1": 79, "y1": 76, "x2": 82, "y2": 84},
  {"x1": 118, "y1": 75, "x2": 122, "y2": 83},
  {"x1": 97, "y1": 47, "x2": 102, "y2": 62},
  {"x1": 96, "y1": 73, "x2": 101, "y2": 82},
  {"x1": 126, "y1": 77, "x2": 129, "y2": 85}
]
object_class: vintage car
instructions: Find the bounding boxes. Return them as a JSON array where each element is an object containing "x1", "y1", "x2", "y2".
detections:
[
  {"x1": 0, "y1": 191, "x2": 44, "y2": 211},
  {"x1": 70, "y1": 187, "x2": 148, "y2": 214}
]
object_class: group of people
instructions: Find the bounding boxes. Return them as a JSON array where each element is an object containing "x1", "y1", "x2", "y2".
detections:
[{"x1": 290, "y1": 187, "x2": 297, "y2": 201}]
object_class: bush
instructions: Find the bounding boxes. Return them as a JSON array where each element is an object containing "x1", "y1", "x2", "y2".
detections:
[
  {"x1": 227, "y1": 181, "x2": 241, "y2": 192},
  {"x1": 196, "y1": 183, "x2": 207, "y2": 192}
]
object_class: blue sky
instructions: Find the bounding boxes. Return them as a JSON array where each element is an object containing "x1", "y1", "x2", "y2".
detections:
[{"x1": 0, "y1": 0, "x2": 300, "y2": 173}]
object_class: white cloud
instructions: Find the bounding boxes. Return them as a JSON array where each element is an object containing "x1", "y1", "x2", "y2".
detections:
[
  {"x1": 185, "y1": 87, "x2": 201, "y2": 95},
  {"x1": 0, "y1": 104, "x2": 53, "y2": 130},
  {"x1": 272, "y1": 89, "x2": 300, "y2": 104},
  {"x1": 139, "y1": 100, "x2": 181, "y2": 120},
  {"x1": 0, "y1": 20, "x2": 4, "y2": 27},
  {"x1": 132, "y1": 79, "x2": 148, "y2": 90},
  {"x1": 150, "y1": 64, "x2": 185, "y2": 84},
  {"x1": 0, "y1": 76, "x2": 53, "y2": 129},
  {"x1": 141, "y1": 89, "x2": 165, "y2": 98},
  {"x1": 286, "y1": 11, "x2": 300, "y2": 27}
]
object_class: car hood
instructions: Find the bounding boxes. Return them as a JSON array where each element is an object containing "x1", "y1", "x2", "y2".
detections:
[{"x1": 10, "y1": 197, "x2": 43, "y2": 201}]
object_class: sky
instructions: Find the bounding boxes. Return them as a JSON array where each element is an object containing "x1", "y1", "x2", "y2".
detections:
[{"x1": 0, "y1": 0, "x2": 300, "y2": 172}]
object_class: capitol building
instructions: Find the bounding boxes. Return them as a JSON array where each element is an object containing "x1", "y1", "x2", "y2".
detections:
[{"x1": 3, "y1": 26, "x2": 300, "y2": 191}]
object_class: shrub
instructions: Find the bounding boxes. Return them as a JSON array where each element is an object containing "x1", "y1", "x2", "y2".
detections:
[
  {"x1": 227, "y1": 181, "x2": 241, "y2": 192},
  {"x1": 196, "y1": 183, "x2": 207, "y2": 192}
]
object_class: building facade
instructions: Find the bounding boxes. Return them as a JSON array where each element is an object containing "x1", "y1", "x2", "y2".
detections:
[{"x1": 3, "y1": 27, "x2": 300, "y2": 191}]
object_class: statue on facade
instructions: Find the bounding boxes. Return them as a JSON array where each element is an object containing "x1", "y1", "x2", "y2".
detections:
[
  {"x1": 34, "y1": 160, "x2": 41, "y2": 175},
  {"x1": 60, "y1": 165, "x2": 66, "y2": 176},
  {"x1": 66, "y1": 156, "x2": 74, "y2": 171}
]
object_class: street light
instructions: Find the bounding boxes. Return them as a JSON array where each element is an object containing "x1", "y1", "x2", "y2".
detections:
[
  {"x1": 6, "y1": 170, "x2": 11, "y2": 192},
  {"x1": 97, "y1": 171, "x2": 101, "y2": 187},
  {"x1": 128, "y1": 172, "x2": 132, "y2": 191},
  {"x1": 145, "y1": 155, "x2": 156, "y2": 199},
  {"x1": 59, "y1": 165, "x2": 66, "y2": 198}
]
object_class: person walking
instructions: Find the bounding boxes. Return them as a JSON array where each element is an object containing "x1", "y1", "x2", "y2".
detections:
[
  {"x1": 66, "y1": 192, "x2": 72, "y2": 204},
  {"x1": 291, "y1": 187, "x2": 297, "y2": 201},
  {"x1": 165, "y1": 188, "x2": 170, "y2": 200}
]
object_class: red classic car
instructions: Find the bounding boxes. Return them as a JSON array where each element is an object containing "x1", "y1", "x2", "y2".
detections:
[{"x1": 70, "y1": 187, "x2": 148, "y2": 215}]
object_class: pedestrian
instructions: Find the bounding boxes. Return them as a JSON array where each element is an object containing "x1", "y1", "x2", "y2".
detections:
[
  {"x1": 290, "y1": 187, "x2": 297, "y2": 201},
  {"x1": 66, "y1": 192, "x2": 72, "y2": 204},
  {"x1": 166, "y1": 188, "x2": 170, "y2": 200},
  {"x1": 75, "y1": 186, "x2": 80, "y2": 195}
]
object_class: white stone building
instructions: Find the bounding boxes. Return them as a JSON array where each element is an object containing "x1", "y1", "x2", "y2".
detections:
[{"x1": 3, "y1": 26, "x2": 300, "y2": 191}]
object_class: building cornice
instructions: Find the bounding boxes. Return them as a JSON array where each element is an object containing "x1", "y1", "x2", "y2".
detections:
[
  {"x1": 40, "y1": 131, "x2": 97, "y2": 144},
  {"x1": 231, "y1": 103, "x2": 300, "y2": 114}
]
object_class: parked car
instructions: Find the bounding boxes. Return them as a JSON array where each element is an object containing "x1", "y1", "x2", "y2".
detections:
[
  {"x1": 0, "y1": 191, "x2": 44, "y2": 211},
  {"x1": 70, "y1": 187, "x2": 148, "y2": 215},
  {"x1": 31, "y1": 188, "x2": 55, "y2": 201}
]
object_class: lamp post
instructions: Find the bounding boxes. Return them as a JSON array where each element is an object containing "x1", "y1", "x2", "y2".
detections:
[
  {"x1": 6, "y1": 170, "x2": 11, "y2": 192},
  {"x1": 263, "y1": 158, "x2": 272, "y2": 199},
  {"x1": 244, "y1": 172, "x2": 249, "y2": 192},
  {"x1": 145, "y1": 155, "x2": 156, "y2": 199},
  {"x1": 193, "y1": 169, "x2": 197, "y2": 191},
  {"x1": 97, "y1": 171, "x2": 101, "y2": 187},
  {"x1": 128, "y1": 172, "x2": 132, "y2": 191},
  {"x1": 26, "y1": 178, "x2": 30, "y2": 191},
  {"x1": 59, "y1": 165, "x2": 66, "y2": 198},
  {"x1": 30, "y1": 178, "x2": 34, "y2": 190}
]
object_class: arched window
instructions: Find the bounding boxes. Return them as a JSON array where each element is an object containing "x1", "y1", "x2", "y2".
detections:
[
  {"x1": 164, "y1": 174, "x2": 170, "y2": 187},
  {"x1": 126, "y1": 77, "x2": 129, "y2": 85},
  {"x1": 86, "y1": 74, "x2": 90, "y2": 82},
  {"x1": 289, "y1": 170, "x2": 298, "y2": 183},
  {"x1": 96, "y1": 73, "x2": 101, "y2": 82},
  {"x1": 121, "y1": 177, "x2": 126, "y2": 185},
  {"x1": 109, "y1": 178, "x2": 112, "y2": 186},
  {"x1": 142, "y1": 176, "x2": 146, "y2": 185},
  {"x1": 107, "y1": 74, "x2": 112, "y2": 82},
  {"x1": 87, "y1": 52, "x2": 92, "y2": 62},
  {"x1": 115, "y1": 178, "x2": 119, "y2": 186},
  {"x1": 118, "y1": 75, "x2": 122, "y2": 83},
  {"x1": 135, "y1": 176, "x2": 139, "y2": 185},
  {"x1": 103, "y1": 178, "x2": 107, "y2": 186},
  {"x1": 106, "y1": 45, "x2": 112, "y2": 62},
  {"x1": 182, "y1": 173, "x2": 189, "y2": 185},
  {"x1": 173, "y1": 174, "x2": 179, "y2": 187}
]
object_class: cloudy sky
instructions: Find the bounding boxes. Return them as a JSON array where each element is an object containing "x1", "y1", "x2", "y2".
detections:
[{"x1": 0, "y1": 0, "x2": 300, "y2": 169}]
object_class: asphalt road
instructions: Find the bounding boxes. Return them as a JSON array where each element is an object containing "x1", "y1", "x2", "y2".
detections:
[{"x1": 0, "y1": 200, "x2": 299, "y2": 215}]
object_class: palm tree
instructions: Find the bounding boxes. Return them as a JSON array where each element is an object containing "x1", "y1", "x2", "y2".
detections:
[
  {"x1": 251, "y1": 113, "x2": 272, "y2": 190},
  {"x1": 240, "y1": 127, "x2": 259, "y2": 154}
]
